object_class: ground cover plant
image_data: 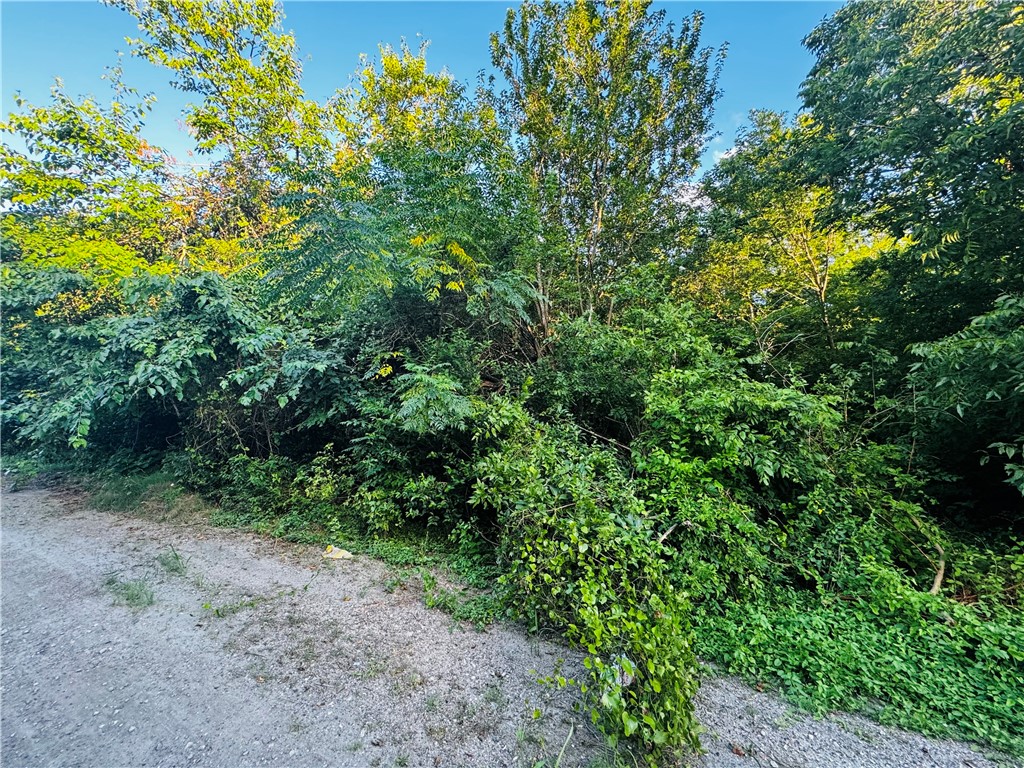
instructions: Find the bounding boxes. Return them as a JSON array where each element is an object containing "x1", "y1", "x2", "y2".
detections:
[{"x1": 2, "y1": 0, "x2": 1022, "y2": 763}]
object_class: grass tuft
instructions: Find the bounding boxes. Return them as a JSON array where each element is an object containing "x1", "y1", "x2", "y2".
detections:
[
  {"x1": 104, "y1": 574, "x2": 155, "y2": 609},
  {"x1": 89, "y1": 471, "x2": 177, "y2": 514},
  {"x1": 155, "y1": 545, "x2": 189, "y2": 575}
]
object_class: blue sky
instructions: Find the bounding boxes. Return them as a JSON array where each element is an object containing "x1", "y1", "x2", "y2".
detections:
[{"x1": 1, "y1": 1, "x2": 841, "y2": 174}]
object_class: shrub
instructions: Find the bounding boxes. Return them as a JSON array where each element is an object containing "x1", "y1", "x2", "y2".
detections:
[{"x1": 469, "y1": 402, "x2": 700, "y2": 761}]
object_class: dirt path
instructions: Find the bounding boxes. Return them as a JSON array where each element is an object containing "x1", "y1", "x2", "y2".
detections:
[{"x1": 0, "y1": 488, "x2": 1009, "y2": 768}]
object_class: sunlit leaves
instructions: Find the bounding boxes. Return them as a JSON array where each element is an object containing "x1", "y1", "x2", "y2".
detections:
[
  {"x1": 113, "y1": 0, "x2": 328, "y2": 162},
  {"x1": 1, "y1": 75, "x2": 170, "y2": 263},
  {"x1": 801, "y1": 0, "x2": 1024, "y2": 343},
  {"x1": 492, "y1": 0, "x2": 724, "y2": 320}
]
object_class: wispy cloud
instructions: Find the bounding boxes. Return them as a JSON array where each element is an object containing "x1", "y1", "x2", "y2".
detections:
[{"x1": 713, "y1": 146, "x2": 738, "y2": 163}]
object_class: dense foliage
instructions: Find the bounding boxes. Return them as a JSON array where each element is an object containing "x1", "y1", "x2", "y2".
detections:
[{"x1": 3, "y1": 0, "x2": 1022, "y2": 762}]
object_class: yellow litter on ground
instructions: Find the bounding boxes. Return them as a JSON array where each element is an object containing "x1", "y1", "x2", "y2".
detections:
[{"x1": 322, "y1": 544, "x2": 354, "y2": 559}]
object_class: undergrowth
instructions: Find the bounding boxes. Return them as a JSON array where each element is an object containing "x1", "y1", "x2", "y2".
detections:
[
  {"x1": 186, "y1": 399, "x2": 1024, "y2": 762},
  {"x1": 89, "y1": 470, "x2": 178, "y2": 513},
  {"x1": 698, "y1": 589, "x2": 1024, "y2": 756}
]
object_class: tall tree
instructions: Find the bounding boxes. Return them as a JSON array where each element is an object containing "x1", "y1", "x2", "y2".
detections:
[
  {"x1": 801, "y1": 0, "x2": 1024, "y2": 348},
  {"x1": 112, "y1": 0, "x2": 334, "y2": 257},
  {"x1": 1, "y1": 69, "x2": 170, "y2": 274},
  {"x1": 686, "y1": 112, "x2": 896, "y2": 375},
  {"x1": 1, "y1": 68, "x2": 177, "y2": 450},
  {"x1": 113, "y1": 0, "x2": 327, "y2": 162},
  {"x1": 911, "y1": 295, "x2": 1024, "y2": 503},
  {"x1": 795, "y1": 0, "x2": 1024, "y2": 508},
  {"x1": 264, "y1": 43, "x2": 532, "y2": 323},
  {"x1": 491, "y1": 0, "x2": 723, "y2": 323}
]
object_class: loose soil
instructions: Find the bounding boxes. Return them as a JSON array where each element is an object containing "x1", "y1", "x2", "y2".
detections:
[{"x1": 0, "y1": 487, "x2": 1010, "y2": 768}]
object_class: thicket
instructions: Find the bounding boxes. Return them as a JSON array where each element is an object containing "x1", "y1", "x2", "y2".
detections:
[{"x1": 2, "y1": 0, "x2": 1022, "y2": 762}]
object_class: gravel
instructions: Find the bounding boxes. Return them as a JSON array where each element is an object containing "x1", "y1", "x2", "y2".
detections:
[{"x1": 0, "y1": 487, "x2": 1013, "y2": 768}]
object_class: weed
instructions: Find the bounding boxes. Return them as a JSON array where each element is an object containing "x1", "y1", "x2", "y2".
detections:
[
  {"x1": 104, "y1": 574, "x2": 155, "y2": 608},
  {"x1": 554, "y1": 723, "x2": 575, "y2": 768},
  {"x1": 421, "y1": 571, "x2": 501, "y2": 629},
  {"x1": 1, "y1": 452, "x2": 114, "y2": 491},
  {"x1": 353, "y1": 652, "x2": 389, "y2": 680},
  {"x1": 698, "y1": 591, "x2": 1024, "y2": 756},
  {"x1": 367, "y1": 538, "x2": 421, "y2": 567},
  {"x1": 0, "y1": 452, "x2": 69, "y2": 489},
  {"x1": 395, "y1": 756, "x2": 409, "y2": 767},
  {"x1": 483, "y1": 682, "x2": 506, "y2": 709},
  {"x1": 772, "y1": 707, "x2": 803, "y2": 730},
  {"x1": 190, "y1": 573, "x2": 211, "y2": 591},
  {"x1": 202, "y1": 587, "x2": 293, "y2": 618},
  {"x1": 516, "y1": 722, "x2": 546, "y2": 757},
  {"x1": 836, "y1": 719, "x2": 877, "y2": 743},
  {"x1": 289, "y1": 637, "x2": 317, "y2": 665},
  {"x1": 421, "y1": 571, "x2": 451, "y2": 608},
  {"x1": 90, "y1": 471, "x2": 175, "y2": 514},
  {"x1": 162, "y1": 493, "x2": 213, "y2": 525},
  {"x1": 453, "y1": 698, "x2": 479, "y2": 724},
  {"x1": 156, "y1": 546, "x2": 189, "y2": 575},
  {"x1": 584, "y1": 747, "x2": 643, "y2": 768},
  {"x1": 202, "y1": 594, "x2": 267, "y2": 618},
  {"x1": 452, "y1": 592, "x2": 502, "y2": 628},
  {"x1": 425, "y1": 693, "x2": 441, "y2": 712},
  {"x1": 382, "y1": 569, "x2": 413, "y2": 594},
  {"x1": 401, "y1": 670, "x2": 425, "y2": 689}
]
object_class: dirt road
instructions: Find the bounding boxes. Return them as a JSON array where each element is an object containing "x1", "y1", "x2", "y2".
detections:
[{"x1": 0, "y1": 488, "x2": 1006, "y2": 768}]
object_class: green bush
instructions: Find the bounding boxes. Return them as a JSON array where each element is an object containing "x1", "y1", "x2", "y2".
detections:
[
  {"x1": 529, "y1": 302, "x2": 717, "y2": 441},
  {"x1": 469, "y1": 402, "x2": 700, "y2": 761}
]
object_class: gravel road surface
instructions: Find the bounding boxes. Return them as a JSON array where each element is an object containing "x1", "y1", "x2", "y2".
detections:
[{"x1": 1, "y1": 487, "x2": 1011, "y2": 768}]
